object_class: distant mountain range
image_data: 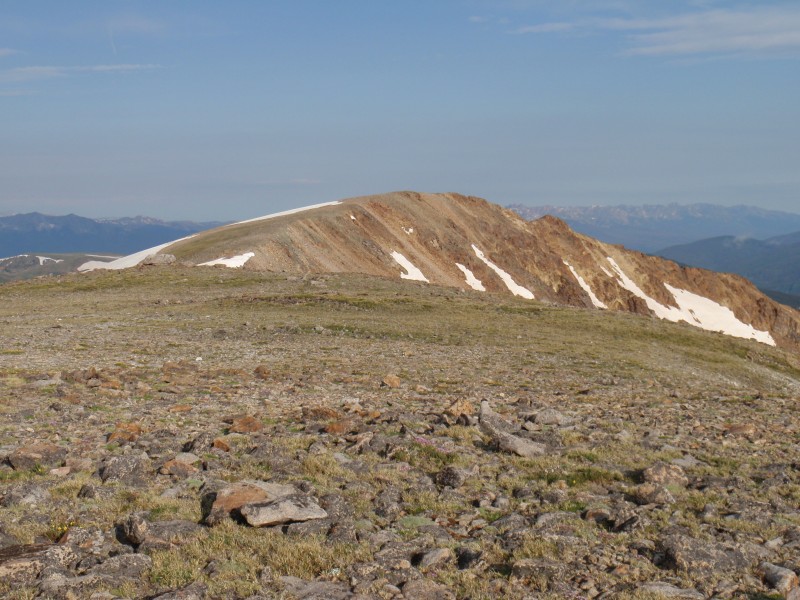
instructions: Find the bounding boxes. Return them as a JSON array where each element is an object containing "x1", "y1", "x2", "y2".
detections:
[
  {"x1": 658, "y1": 232, "x2": 800, "y2": 308},
  {"x1": 508, "y1": 203, "x2": 800, "y2": 253},
  {"x1": 0, "y1": 212, "x2": 227, "y2": 257}
]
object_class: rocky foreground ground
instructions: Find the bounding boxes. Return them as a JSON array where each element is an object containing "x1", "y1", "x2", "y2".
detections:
[{"x1": 1, "y1": 268, "x2": 800, "y2": 599}]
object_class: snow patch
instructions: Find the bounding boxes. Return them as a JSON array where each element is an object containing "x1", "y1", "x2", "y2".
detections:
[
  {"x1": 36, "y1": 256, "x2": 63, "y2": 265},
  {"x1": 199, "y1": 251, "x2": 255, "y2": 268},
  {"x1": 563, "y1": 260, "x2": 606, "y2": 309},
  {"x1": 0, "y1": 254, "x2": 28, "y2": 262},
  {"x1": 350, "y1": 214, "x2": 357, "y2": 221},
  {"x1": 606, "y1": 257, "x2": 775, "y2": 346},
  {"x1": 78, "y1": 236, "x2": 195, "y2": 272},
  {"x1": 471, "y1": 245, "x2": 534, "y2": 299},
  {"x1": 230, "y1": 201, "x2": 341, "y2": 226},
  {"x1": 455, "y1": 263, "x2": 485, "y2": 291},
  {"x1": 391, "y1": 251, "x2": 429, "y2": 282},
  {"x1": 402, "y1": 227, "x2": 414, "y2": 235}
]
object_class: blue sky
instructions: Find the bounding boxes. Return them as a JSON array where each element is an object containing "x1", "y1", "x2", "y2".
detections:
[{"x1": 1, "y1": 1, "x2": 799, "y2": 220}]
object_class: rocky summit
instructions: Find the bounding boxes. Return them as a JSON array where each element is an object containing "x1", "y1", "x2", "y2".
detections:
[{"x1": 1, "y1": 263, "x2": 799, "y2": 599}]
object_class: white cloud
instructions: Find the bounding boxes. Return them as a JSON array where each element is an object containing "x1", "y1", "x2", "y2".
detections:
[
  {"x1": 610, "y1": 8, "x2": 800, "y2": 56},
  {"x1": 0, "y1": 63, "x2": 163, "y2": 82},
  {"x1": 514, "y1": 6, "x2": 800, "y2": 58},
  {"x1": 0, "y1": 48, "x2": 17, "y2": 58}
]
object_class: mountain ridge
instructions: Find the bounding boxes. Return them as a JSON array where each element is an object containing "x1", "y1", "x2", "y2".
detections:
[
  {"x1": 81, "y1": 191, "x2": 800, "y2": 351},
  {"x1": 658, "y1": 231, "x2": 800, "y2": 299},
  {"x1": 0, "y1": 212, "x2": 226, "y2": 256},
  {"x1": 508, "y1": 203, "x2": 800, "y2": 253}
]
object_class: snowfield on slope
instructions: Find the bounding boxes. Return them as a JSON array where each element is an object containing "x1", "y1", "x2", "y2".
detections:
[
  {"x1": 472, "y1": 245, "x2": 534, "y2": 299},
  {"x1": 78, "y1": 202, "x2": 340, "y2": 272},
  {"x1": 78, "y1": 236, "x2": 196, "y2": 272},
  {"x1": 564, "y1": 260, "x2": 606, "y2": 309},
  {"x1": 199, "y1": 252, "x2": 255, "y2": 268},
  {"x1": 456, "y1": 263, "x2": 486, "y2": 291},
  {"x1": 391, "y1": 251, "x2": 429, "y2": 282},
  {"x1": 606, "y1": 257, "x2": 775, "y2": 346}
]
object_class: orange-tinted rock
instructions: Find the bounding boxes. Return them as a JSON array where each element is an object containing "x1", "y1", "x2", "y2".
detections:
[
  {"x1": 382, "y1": 374, "x2": 401, "y2": 389},
  {"x1": 159, "y1": 460, "x2": 198, "y2": 478},
  {"x1": 254, "y1": 365, "x2": 271, "y2": 380},
  {"x1": 203, "y1": 481, "x2": 296, "y2": 525},
  {"x1": 302, "y1": 406, "x2": 343, "y2": 421},
  {"x1": 445, "y1": 399, "x2": 475, "y2": 418},
  {"x1": 8, "y1": 443, "x2": 66, "y2": 471},
  {"x1": 725, "y1": 423, "x2": 757, "y2": 437},
  {"x1": 229, "y1": 416, "x2": 263, "y2": 433},
  {"x1": 212, "y1": 437, "x2": 231, "y2": 452},
  {"x1": 325, "y1": 419, "x2": 357, "y2": 435},
  {"x1": 108, "y1": 422, "x2": 143, "y2": 443}
]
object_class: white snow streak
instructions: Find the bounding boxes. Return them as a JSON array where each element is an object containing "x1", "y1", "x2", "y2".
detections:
[
  {"x1": 199, "y1": 251, "x2": 255, "y2": 268},
  {"x1": 78, "y1": 236, "x2": 195, "y2": 272},
  {"x1": 563, "y1": 260, "x2": 606, "y2": 309},
  {"x1": 391, "y1": 251, "x2": 429, "y2": 282},
  {"x1": 402, "y1": 227, "x2": 414, "y2": 235},
  {"x1": 230, "y1": 201, "x2": 341, "y2": 226},
  {"x1": 471, "y1": 244, "x2": 534, "y2": 299},
  {"x1": 455, "y1": 263, "x2": 485, "y2": 291},
  {"x1": 350, "y1": 215, "x2": 357, "y2": 221},
  {"x1": 36, "y1": 256, "x2": 63, "y2": 265},
  {"x1": 606, "y1": 257, "x2": 775, "y2": 346},
  {"x1": 79, "y1": 201, "x2": 340, "y2": 273}
]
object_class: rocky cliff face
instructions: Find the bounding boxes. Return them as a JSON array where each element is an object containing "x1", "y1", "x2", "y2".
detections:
[{"x1": 86, "y1": 192, "x2": 800, "y2": 350}]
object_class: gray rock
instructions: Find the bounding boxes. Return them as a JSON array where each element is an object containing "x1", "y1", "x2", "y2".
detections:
[
  {"x1": 418, "y1": 548, "x2": 454, "y2": 569},
  {"x1": 142, "y1": 253, "x2": 176, "y2": 266},
  {"x1": 534, "y1": 408, "x2": 572, "y2": 426},
  {"x1": 150, "y1": 582, "x2": 208, "y2": 599},
  {"x1": 1, "y1": 483, "x2": 51, "y2": 507},
  {"x1": 435, "y1": 466, "x2": 468, "y2": 488},
  {"x1": 759, "y1": 561, "x2": 799, "y2": 594},
  {"x1": 637, "y1": 582, "x2": 705, "y2": 598},
  {"x1": 662, "y1": 534, "x2": 752, "y2": 575},
  {"x1": 98, "y1": 452, "x2": 151, "y2": 486},
  {"x1": 0, "y1": 544, "x2": 75, "y2": 586},
  {"x1": 239, "y1": 494, "x2": 328, "y2": 527},
  {"x1": 479, "y1": 401, "x2": 546, "y2": 458},
  {"x1": 8, "y1": 442, "x2": 66, "y2": 471},
  {"x1": 279, "y1": 576, "x2": 352, "y2": 599},
  {"x1": 634, "y1": 483, "x2": 676, "y2": 506},
  {"x1": 121, "y1": 512, "x2": 150, "y2": 546},
  {"x1": 87, "y1": 553, "x2": 152, "y2": 579},
  {"x1": 643, "y1": 462, "x2": 689, "y2": 487},
  {"x1": 401, "y1": 579, "x2": 455, "y2": 600}
]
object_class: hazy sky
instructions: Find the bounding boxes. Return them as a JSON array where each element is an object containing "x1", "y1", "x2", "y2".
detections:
[{"x1": 1, "y1": 1, "x2": 799, "y2": 220}]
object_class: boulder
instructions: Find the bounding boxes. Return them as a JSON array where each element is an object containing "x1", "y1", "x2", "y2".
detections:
[
  {"x1": 8, "y1": 442, "x2": 66, "y2": 471},
  {"x1": 203, "y1": 480, "x2": 297, "y2": 525},
  {"x1": 239, "y1": 494, "x2": 328, "y2": 527},
  {"x1": 479, "y1": 401, "x2": 546, "y2": 458}
]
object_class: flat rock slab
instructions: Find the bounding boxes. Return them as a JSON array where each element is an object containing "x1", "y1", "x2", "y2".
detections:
[
  {"x1": 637, "y1": 582, "x2": 705, "y2": 598},
  {"x1": 8, "y1": 442, "x2": 66, "y2": 470},
  {"x1": 204, "y1": 480, "x2": 297, "y2": 525},
  {"x1": 239, "y1": 494, "x2": 328, "y2": 527},
  {"x1": 662, "y1": 534, "x2": 752, "y2": 576}
]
